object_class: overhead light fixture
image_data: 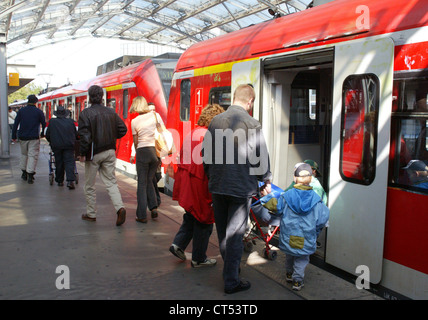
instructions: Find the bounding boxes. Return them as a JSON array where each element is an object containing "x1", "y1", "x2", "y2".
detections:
[{"x1": 268, "y1": 8, "x2": 282, "y2": 19}]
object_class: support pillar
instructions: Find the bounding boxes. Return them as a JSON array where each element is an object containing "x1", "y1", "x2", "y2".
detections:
[{"x1": 0, "y1": 34, "x2": 10, "y2": 159}]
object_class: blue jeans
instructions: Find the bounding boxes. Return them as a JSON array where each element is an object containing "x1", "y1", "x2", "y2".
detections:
[
  {"x1": 172, "y1": 211, "x2": 214, "y2": 262},
  {"x1": 212, "y1": 193, "x2": 251, "y2": 290},
  {"x1": 285, "y1": 254, "x2": 310, "y2": 282}
]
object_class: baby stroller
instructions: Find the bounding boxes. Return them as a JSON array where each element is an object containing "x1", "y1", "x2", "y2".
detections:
[
  {"x1": 243, "y1": 183, "x2": 283, "y2": 261},
  {"x1": 48, "y1": 148, "x2": 79, "y2": 185}
]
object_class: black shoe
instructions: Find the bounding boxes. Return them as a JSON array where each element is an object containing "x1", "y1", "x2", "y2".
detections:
[
  {"x1": 224, "y1": 280, "x2": 251, "y2": 294},
  {"x1": 27, "y1": 173, "x2": 35, "y2": 184},
  {"x1": 21, "y1": 170, "x2": 27, "y2": 181},
  {"x1": 151, "y1": 208, "x2": 158, "y2": 219},
  {"x1": 67, "y1": 181, "x2": 75, "y2": 189}
]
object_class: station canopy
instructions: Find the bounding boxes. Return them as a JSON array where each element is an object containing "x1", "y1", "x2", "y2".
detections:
[{"x1": 0, "y1": 0, "x2": 313, "y2": 58}]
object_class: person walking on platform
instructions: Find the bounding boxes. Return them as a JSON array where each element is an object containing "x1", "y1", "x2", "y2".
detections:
[
  {"x1": 170, "y1": 104, "x2": 224, "y2": 268},
  {"x1": 202, "y1": 84, "x2": 272, "y2": 294},
  {"x1": 8, "y1": 107, "x2": 17, "y2": 143},
  {"x1": 46, "y1": 106, "x2": 78, "y2": 189},
  {"x1": 12, "y1": 94, "x2": 46, "y2": 184},
  {"x1": 129, "y1": 97, "x2": 163, "y2": 223},
  {"x1": 78, "y1": 85, "x2": 128, "y2": 226},
  {"x1": 260, "y1": 162, "x2": 330, "y2": 291}
]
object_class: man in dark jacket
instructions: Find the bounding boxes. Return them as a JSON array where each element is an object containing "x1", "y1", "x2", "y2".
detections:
[
  {"x1": 12, "y1": 94, "x2": 46, "y2": 184},
  {"x1": 202, "y1": 84, "x2": 272, "y2": 294},
  {"x1": 78, "y1": 85, "x2": 128, "y2": 226},
  {"x1": 46, "y1": 106, "x2": 78, "y2": 189}
]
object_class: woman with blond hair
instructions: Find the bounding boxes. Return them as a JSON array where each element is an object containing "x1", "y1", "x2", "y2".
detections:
[{"x1": 130, "y1": 96, "x2": 163, "y2": 223}]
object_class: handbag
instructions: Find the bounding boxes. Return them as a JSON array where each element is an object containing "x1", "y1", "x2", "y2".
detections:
[{"x1": 154, "y1": 112, "x2": 175, "y2": 158}]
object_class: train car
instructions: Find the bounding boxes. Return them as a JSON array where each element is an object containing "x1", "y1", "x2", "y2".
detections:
[
  {"x1": 33, "y1": 53, "x2": 180, "y2": 179},
  {"x1": 165, "y1": 0, "x2": 428, "y2": 299}
]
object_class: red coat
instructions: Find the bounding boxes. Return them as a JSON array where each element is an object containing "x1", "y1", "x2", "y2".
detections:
[{"x1": 172, "y1": 126, "x2": 214, "y2": 224}]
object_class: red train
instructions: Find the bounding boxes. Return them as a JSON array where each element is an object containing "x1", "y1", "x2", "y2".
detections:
[
  {"x1": 11, "y1": 0, "x2": 427, "y2": 299},
  {"x1": 24, "y1": 53, "x2": 180, "y2": 179},
  {"x1": 164, "y1": 0, "x2": 427, "y2": 300}
]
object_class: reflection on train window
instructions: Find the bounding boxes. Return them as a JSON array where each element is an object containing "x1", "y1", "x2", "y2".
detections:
[
  {"x1": 123, "y1": 89, "x2": 129, "y2": 119},
  {"x1": 340, "y1": 74, "x2": 379, "y2": 185},
  {"x1": 180, "y1": 79, "x2": 191, "y2": 121},
  {"x1": 209, "y1": 87, "x2": 231, "y2": 110},
  {"x1": 289, "y1": 88, "x2": 318, "y2": 144},
  {"x1": 389, "y1": 77, "x2": 428, "y2": 194}
]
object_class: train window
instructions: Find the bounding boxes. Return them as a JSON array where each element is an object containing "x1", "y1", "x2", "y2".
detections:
[
  {"x1": 340, "y1": 74, "x2": 379, "y2": 185},
  {"x1": 389, "y1": 78, "x2": 428, "y2": 193},
  {"x1": 289, "y1": 88, "x2": 318, "y2": 144},
  {"x1": 209, "y1": 87, "x2": 231, "y2": 110},
  {"x1": 123, "y1": 89, "x2": 129, "y2": 119},
  {"x1": 180, "y1": 79, "x2": 191, "y2": 121},
  {"x1": 107, "y1": 98, "x2": 116, "y2": 110}
]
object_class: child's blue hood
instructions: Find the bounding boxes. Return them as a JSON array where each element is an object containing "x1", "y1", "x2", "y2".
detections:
[{"x1": 284, "y1": 187, "x2": 321, "y2": 215}]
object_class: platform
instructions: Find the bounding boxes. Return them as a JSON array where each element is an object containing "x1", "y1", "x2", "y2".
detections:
[{"x1": 0, "y1": 140, "x2": 382, "y2": 303}]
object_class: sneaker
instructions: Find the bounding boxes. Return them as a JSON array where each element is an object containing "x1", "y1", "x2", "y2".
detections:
[
  {"x1": 191, "y1": 258, "x2": 217, "y2": 268},
  {"x1": 292, "y1": 280, "x2": 304, "y2": 291},
  {"x1": 286, "y1": 272, "x2": 293, "y2": 283},
  {"x1": 225, "y1": 280, "x2": 251, "y2": 294},
  {"x1": 67, "y1": 181, "x2": 75, "y2": 189},
  {"x1": 169, "y1": 244, "x2": 186, "y2": 261}
]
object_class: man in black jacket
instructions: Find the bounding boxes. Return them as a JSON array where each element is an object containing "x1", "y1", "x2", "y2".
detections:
[
  {"x1": 46, "y1": 106, "x2": 78, "y2": 189},
  {"x1": 203, "y1": 84, "x2": 272, "y2": 294},
  {"x1": 78, "y1": 85, "x2": 128, "y2": 226},
  {"x1": 12, "y1": 94, "x2": 46, "y2": 184}
]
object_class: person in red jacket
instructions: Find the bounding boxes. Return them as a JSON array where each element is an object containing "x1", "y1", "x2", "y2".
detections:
[{"x1": 169, "y1": 104, "x2": 224, "y2": 268}]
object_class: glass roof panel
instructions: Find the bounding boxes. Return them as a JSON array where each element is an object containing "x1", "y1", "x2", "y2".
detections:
[{"x1": 0, "y1": 0, "x2": 313, "y2": 58}]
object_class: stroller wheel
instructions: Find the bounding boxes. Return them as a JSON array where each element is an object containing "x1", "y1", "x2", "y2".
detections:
[
  {"x1": 49, "y1": 173, "x2": 54, "y2": 185},
  {"x1": 75, "y1": 172, "x2": 79, "y2": 184},
  {"x1": 244, "y1": 241, "x2": 254, "y2": 253},
  {"x1": 263, "y1": 248, "x2": 277, "y2": 261}
]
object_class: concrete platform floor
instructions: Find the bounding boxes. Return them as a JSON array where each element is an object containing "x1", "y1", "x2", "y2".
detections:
[{"x1": 0, "y1": 140, "x2": 382, "y2": 302}]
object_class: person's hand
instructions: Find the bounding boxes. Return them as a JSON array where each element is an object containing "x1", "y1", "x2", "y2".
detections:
[
  {"x1": 79, "y1": 155, "x2": 86, "y2": 162},
  {"x1": 130, "y1": 155, "x2": 135, "y2": 164},
  {"x1": 260, "y1": 183, "x2": 271, "y2": 196}
]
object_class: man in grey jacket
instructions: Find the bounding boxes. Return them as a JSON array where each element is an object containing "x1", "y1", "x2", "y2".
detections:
[
  {"x1": 203, "y1": 84, "x2": 272, "y2": 294},
  {"x1": 78, "y1": 85, "x2": 128, "y2": 226}
]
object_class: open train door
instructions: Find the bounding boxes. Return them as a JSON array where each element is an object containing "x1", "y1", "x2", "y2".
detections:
[{"x1": 326, "y1": 37, "x2": 394, "y2": 284}]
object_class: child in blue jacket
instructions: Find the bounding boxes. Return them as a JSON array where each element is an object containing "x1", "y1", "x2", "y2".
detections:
[{"x1": 260, "y1": 162, "x2": 329, "y2": 290}]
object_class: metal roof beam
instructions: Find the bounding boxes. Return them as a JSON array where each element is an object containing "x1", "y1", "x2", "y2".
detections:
[{"x1": 24, "y1": 0, "x2": 50, "y2": 44}]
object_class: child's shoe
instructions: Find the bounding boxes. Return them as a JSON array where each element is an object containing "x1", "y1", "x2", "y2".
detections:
[
  {"x1": 191, "y1": 258, "x2": 217, "y2": 268},
  {"x1": 292, "y1": 280, "x2": 304, "y2": 291}
]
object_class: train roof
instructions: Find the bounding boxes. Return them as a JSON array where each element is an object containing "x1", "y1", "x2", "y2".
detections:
[
  {"x1": 35, "y1": 53, "x2": 180, "y2": 101},
  {"x1": 176, "y1": 0, "x2": 428, "y2": 72}
]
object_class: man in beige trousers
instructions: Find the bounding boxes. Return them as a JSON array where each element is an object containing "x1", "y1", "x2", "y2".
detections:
[{"x1": 78, "y1": 85, "x2": 128, "y2": 226}]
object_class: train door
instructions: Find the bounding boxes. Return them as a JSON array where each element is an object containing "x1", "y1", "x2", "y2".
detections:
[
  {"x1": 326, "y1": 37, "x2": 394, "y2": 284},
  {"x1": 252, "y1": 49, "x2": 334, "y2": 192}
]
